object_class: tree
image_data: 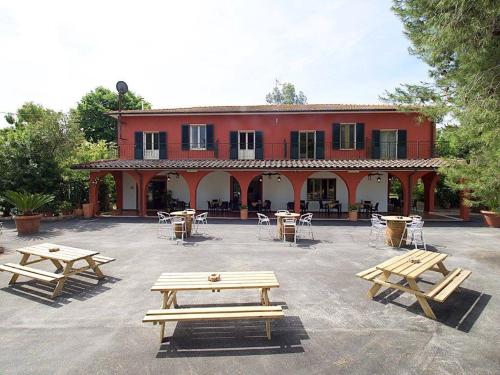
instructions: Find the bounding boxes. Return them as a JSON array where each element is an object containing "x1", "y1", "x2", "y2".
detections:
[
  {"x1": 382, "y1": 0, "x2": 500, "y2": 212},
  {"x1": 265, "y1": 80, "x2": 307, "y2": 104},
  {"x1": 76, "y1": 86, "x2": 151, "y2": 143}
]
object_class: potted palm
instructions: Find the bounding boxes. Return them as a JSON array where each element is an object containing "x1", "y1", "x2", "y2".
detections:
[
  {"x1": 2, "y1": 191, "x2": 54, "y2": 235},
  {"x1": 348, "y1": 204, "x2": 359, "y2": 221},
  {"x1": 240, "y1": 205, "x2": 248, "y2": 220}
]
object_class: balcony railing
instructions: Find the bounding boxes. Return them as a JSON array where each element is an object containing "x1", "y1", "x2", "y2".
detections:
[{"x1": 108, "y1": 141, "x2": 436, "y2": 161}]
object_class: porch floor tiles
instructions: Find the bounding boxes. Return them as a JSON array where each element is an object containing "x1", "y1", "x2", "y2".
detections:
[{"x1": 0, "y1": 218, "x2": 498, "y2": 374}]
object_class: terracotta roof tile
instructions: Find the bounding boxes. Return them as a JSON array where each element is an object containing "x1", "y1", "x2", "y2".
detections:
[{"x1": 72, "y1": 158, "x2": 444, "y2": 171}]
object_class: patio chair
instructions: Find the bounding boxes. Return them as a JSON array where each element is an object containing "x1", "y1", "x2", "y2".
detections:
[
  {"x1": 286, "y1": 202, "x2": 295, "y2": 212},
  {"x1": 171, "y1": 216, "x2": 187, "y2": 244},
  {"x1": 282, "y1": 218, "x2": 297, "y2": 244},
  {"x1": 370, "y1": 202, "x2": 379, "y2": 215},
  {"x1": 220, "y1": 201, "x2": 229, "y2": 214},
  {"x1": 368, "y1": 215, "x2": 386, "y2": 246},
  {"x1": 409, "y1": 215, "x2": 422, "y2": 221},
  {"x1": 256, "y1": 213, "x2": 272, "y2": 239},
  {"x1": 401, "y1": 220, "x2": 427, "y2": 249},
  {"x1": 297, "y1": 213, "x2": 313, "y2": 240},
  {"x1": 157, "y1": 212, "x2": 173, "y2": 239},
  {"x1": 262, "y1": 200, "x2": 271, "y2": 213},
  {"x1": 194, "y1": 212, "x2": 208, "y2": 234},
  {"x1": 319, "y1": 200, "x2": 328, "y2": 215}
]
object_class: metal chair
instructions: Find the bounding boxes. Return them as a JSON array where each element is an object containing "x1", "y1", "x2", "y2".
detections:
[
  {"x1": 282, "y1": 218, "x2": 297, "y2": 244},
  {"x1": 171, "y1": 216, "x2": 187, "y2": 244},
  {"x1": 402, "y1": 220, "x2": 427, "y2": 249},
  {"x1": 194, "y1": 212, "x2": 208, "y2": 234},
  {"x1": 369, "y1": 215, "x2": 387, "y2": 246},
  {"x1": 256, "y1": 213, "x2": 272, "y2": 239},
  {"x1": 297, "y1": 213, "x2": 313, "y2": 240},
  {"x1": 157, "y1": 212, "x2": 173, "y2": 239},
  {"x1": 409, "y1": 215, "x2": 422, "y2": 221}
]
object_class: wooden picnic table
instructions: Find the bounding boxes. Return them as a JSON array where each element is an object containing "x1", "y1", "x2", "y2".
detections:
[
  {"x1": 0, "y1": 243, "x2": 114, "y2": 298},
  {"x1": 151, "y1": 271, "x2": 280, "y2": 309},
  {"x1": 381, "y1": 215, "x2": 413, "y2": 247},
  {"x1": 357, "y1": 249, "x2": 471, "y2": 319},
  {"x1": 274, "y1": 212, "x2": 300, "y2": 241},
  {"x1": 170, "y1": 210, "x2": 195, "y2": 238}
]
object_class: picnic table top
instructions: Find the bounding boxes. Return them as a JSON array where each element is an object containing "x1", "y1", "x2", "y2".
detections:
[
  {"x1": 151, "y1": 271, "x2": 279, "y2": 291},
  {"x1": 375, "y1": 249, "x2": 449, "y2": 279},
  {"x1": 17, "y1": 243, "x2": 99, "y2": 262}
]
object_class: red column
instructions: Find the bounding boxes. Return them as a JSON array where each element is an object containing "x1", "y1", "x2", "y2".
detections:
[
  {"x1": 280, "y1": 171, "x2": 312, "y2": 213},
  {"x1": 111, "y1": 171, "x2": 123, "y2": 211},
  {"x1": 88, "y1": 171, "x2": 106, "y2": 216},
  {"x1": 422, "y1": 172, "x2": 439, "y2": 213},
  {"x1": 178, "y1": 171, "x2": 210, "y2": 210},
  {"x1": 335, "y1": 171, "x2": 369, "y2": 208}
]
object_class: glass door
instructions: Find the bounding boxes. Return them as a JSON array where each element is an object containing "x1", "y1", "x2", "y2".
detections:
[
  {"x1": 380, "y1": 130, "x2": 398, "y2": 159},
  {"x1": 299, "y1": 131, "x2": 315, "y2": 159},
  {"x1": 143, "y1": 132, "x2": 159, "y2": 159},
  {"x1": 238, "y1": 131, "x2": 255, "y2": 160}
]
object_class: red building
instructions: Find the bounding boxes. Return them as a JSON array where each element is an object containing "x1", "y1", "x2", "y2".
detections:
[{"x1": 74, "y1": 104, "x2": 467, "y2": 219}]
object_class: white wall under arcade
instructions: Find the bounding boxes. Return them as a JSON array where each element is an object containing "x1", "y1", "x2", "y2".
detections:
[
  {"x1": 196, "y1": 171, "x2": 231, "y2": 210},
  {"x1": 300, "y1": 172, "x2": 349, "y2": 212},
  {"x1": 355, "y1": 173, "x2": 388, "y2": 212},
  {"x1": 122, "y1": 172, "x2": 137, "y2": 210},
  {"x1": 262, "y1": 175, "x2": 294, "y2": 211},
  {"x1": 166, "y1": 175, "x2": 189, "y2": 204}
]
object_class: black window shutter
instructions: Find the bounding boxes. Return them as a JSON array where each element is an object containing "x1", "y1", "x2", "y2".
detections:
[
  {"x1": 159, "y1": 132, "x2": 167, "y2": 159},
  {"x1": 229, "y1": 131, "x2": 238, "y2": 160},
  {"x1": 355, "y1": 123, "x2": 365, "y2": 149},
  {"x1": 255, "y1": 131, "x2": 263, "y2": 160},
  {"x1": 181, "y1": 124, "x2": 189, "y2": 150},
  {"x1": 397, "y1": 130, "x2": 407, "y2": 159},
  {"x1": 206, "y1": 124, "x2": 214, "y2": 150},
  {"x1": 315, "y1": 131, "x2": 325, "y2": 159},
  {"x1": 332, "y1": 123, "x2": 340, "y2": 149},
  {"x1": 134, "y1": 131, "x2": 143, "y2": 159},
  {"x1": 372, "y1": 130, "x2": 381, "y2": 159},
  {"x1": 290, "y1": 131, "x2": 299, "y2": 159}
]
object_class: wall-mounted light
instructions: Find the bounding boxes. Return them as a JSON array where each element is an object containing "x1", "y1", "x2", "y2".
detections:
[
  {"x1": 377, "y1": 176, "x2": 381, "y2": 183},
  {"x1": 368, "y1": 173, "x2": 383, "y2": 183},
  {"x1": 277, "y1": 176, "x2": 281, "y2": 182},
  {"x1": 166, "y1": 172, "x2": 179, "y2": 182},
  {"x1": 259, "y1": 177, "x2": 263, "y2": 182},
  {"x1": 262, "y1": 172, "x2": 281, "y2": 182}
]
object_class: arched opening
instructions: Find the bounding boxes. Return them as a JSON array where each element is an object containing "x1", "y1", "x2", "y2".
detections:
[
  {"x1": 145, "y1": 171, "x2": 190, "y2": 214},
  {"x1": 196, "y1": 171, "x2": 235, "y2": 211},
  {"x1": 412, "y1": 177, "x2": 424, "y2": 214},
  {"x1": 261, "y1": 173, "x2": 293, "y2": 212},
  {"x1": 300, "y1": 172, "x2": 348, "y2": 216},
  {"x1": 247, "y1": 175, "x2": 263, "y2": 212},
  {"x1": 388, "y1": 174, "x2": 404, "y2": 214},
  {"x1": 96, "y1": 173, "x2": 117, "y2": 215},
  {"x1": 355, "y1": 172, "x2": 389, "y2": 217}
]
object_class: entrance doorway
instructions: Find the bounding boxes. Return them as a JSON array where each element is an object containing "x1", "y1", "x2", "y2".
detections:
[
  {"x1": 248, "y1": 176, "x2": 263, "y2": 211},
  {"x1": 238, "y1": 131, "x2": 255, "y2": 160},
  {"x1": 147, "y1": 179, "x2": 167, "y2": 210}
]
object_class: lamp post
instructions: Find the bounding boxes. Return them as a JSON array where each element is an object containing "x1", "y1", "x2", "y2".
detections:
[{"x1": 115, "y1": 81, "x2": 128, "y2": 143}]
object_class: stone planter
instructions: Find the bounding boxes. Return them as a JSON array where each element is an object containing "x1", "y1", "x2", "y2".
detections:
[
  {"x1": 13, "y1": 214, "x2": 43, "y2": 235},
  {"x1": 240, "y1": 208, "x2": 248, "y2": 220},
  {"x1": 480, "y1": 210, "x2": 500, "y2": 228},
  {"x1": 82, "y1": 203, "x2": 94, "y2": 219},
  {"x1": 348, "y1": 210, "x2": 358, "y2": 221}
]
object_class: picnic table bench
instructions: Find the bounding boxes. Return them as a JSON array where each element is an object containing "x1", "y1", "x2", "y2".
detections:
[
  {"x1": 145, "y1": 271, "x2": 282, "y2": 342},
  {"x1": 356, "y1": 249, "x2": 471, "y2": 319},
  {"x1": 0, "y1": 243, "x2": 115, "y2": 298}
]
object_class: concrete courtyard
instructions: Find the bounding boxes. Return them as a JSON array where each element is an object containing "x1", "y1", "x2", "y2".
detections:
[{"x1": 0, "y1": 217, "x2": 498, "y2": 375}]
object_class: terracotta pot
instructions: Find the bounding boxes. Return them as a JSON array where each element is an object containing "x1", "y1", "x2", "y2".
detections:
[
  {"x1": 73, "y1": 208, "x2": 83, "y2": 217},
  {"x1": 480, "y1": 210, "x2": 500, "y2": 228},
  {"x1": 13, "y1": 214, "x2": 43, "y2": 235},
  {"x1": 348, "y1": 210, "x2": 358, "y2": 221},
  {"x1": 82, "y1": 203, "x2": 94, "y2": 218},
  {"x1": 240, "y1": 208, "x2": 248, "y2": 220}
]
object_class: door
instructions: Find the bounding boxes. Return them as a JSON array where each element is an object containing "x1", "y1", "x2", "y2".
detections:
[
  {"x1": 143, "y1": 132, "x2": 159, "y2": 159},
  {"x1": 380, "y1": 130, "x2": 398, "y2": 159},
  {"x1": 299, "y1": 131, "x2": 315, "y2": 159},
  {"x1": 238, "y1": 131, "x2": 255, "y2": 160},
  {"x1": 147, "y1": 180, "x2": 166, "y2": 210}
]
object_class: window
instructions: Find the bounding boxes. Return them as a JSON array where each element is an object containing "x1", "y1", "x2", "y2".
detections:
[
  {"x1": 143, "y1": 132, "x2": 159, "y2": 159},
  {"x1": 380, "y1": 130, "x2": 398, "y2": 159},
  {"x1": 190, "y1": 125, "x2": 207, "y2": 149},
  {"x1": 340, "y1": 124, "x2": 355, "y2": 149},
  {"x1": 307, "y1": 178, "x2": 336, "y2": 201},
  {"x1": 299, "y1": 131, "x2": 316, "y2": 159}
]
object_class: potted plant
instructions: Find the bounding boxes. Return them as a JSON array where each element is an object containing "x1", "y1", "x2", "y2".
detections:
[
  {"x1": 240, "y1": 205, "x2": 248, "y2": 220},
  {"x1": 59, "y1": 201, "x2": 74, "y2": 216},
  {"x1": 2, "y1": 191, "x2": 54, "y2": 235},
  {"x1": 348, "y1": 204, "x2": 359, "y2": 221},
  {"x1": 82, "y1": 201, "x2": 94, "y2": 218}
]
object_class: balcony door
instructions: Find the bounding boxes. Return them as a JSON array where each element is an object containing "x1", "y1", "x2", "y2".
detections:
[
  {"x1": 299, "y1": 131, "x2": 315, "y2": 159},
  {"x1": 380, "y1": 130, "x2": 398, "y2": 159},
  {"x1": 238, "y1": 131, "x2": 255, "y2": 160},
  {"x1": 143, "y1": 132, "x2": 159, "y2": 159}
]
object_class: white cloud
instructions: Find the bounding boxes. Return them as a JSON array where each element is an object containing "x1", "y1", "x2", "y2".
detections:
[{"x1": 0, "y1": 0, "x2": 429, "y2": 127}]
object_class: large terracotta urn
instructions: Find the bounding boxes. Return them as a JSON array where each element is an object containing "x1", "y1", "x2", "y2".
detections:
[
  {"x1": 480, "y1": 210, "x2": 500, "y2": 228},
  {"x1": 82, "y1": 203, "x2": 94, "y2": 218},
  {"x1": 13, "y1": 214, "x2": 43, "y2": 235}
]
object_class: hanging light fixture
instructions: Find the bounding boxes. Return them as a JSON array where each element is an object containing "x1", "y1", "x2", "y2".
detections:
[
  {"x1": 259, "y1": 176, "x2": 263, "y2": 182},
  {"x1": 377, "y1": 176, "x2": 381, "y2": 183},
  {"x1": 277, "y1": 176, "x2": 281, "y2": 182}
]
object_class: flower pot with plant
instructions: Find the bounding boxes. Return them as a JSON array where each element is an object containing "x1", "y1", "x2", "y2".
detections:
[
  {"x1": 59, "y1": 201, "x2": 74, "y2": 216},
  {"x1": 2, "y1": 191, "x2": 54, "y2": 235},
  {"x1": 348, "y1": 204, "x2": 359, "y2": 221},
  {"x1": 240, "y1": 205, "x2": 248, "y2": 220}
]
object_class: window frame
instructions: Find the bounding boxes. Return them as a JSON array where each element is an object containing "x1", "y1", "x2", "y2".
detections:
[
  {"x1": 298, "y1": 130, "x2": 316, "y2": 159},
  {"x1": 306, "y1": 178, "x2": 337, "y2": 201},
  {"x1": 189, "y1": 124, "x2": 207, "y2": 150},
  {"x1": 339, "y1": 123, "x2": 356, "y2": 150},
  {"x1": 380, "y1": 129, "x2": 399, "y2": 159}
]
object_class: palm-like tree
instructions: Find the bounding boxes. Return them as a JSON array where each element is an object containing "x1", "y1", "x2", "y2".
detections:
[{"x1": 2, "y1": 191, "x2": 54, "y2": 216}]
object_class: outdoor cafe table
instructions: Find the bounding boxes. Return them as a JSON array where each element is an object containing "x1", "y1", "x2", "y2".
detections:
[
  {"x1": 274, "y1": 212, "x2": 300, "y2": 241},
  {"x1": 151, "y1": 271, "x2": 280, "y2": 309},
  {"x1": 381, "y1": 215, "x2": 413, "y2": 247},
  {"x1": 170, "y1": 210, "x2": 195, "y2": 238},
  {"x1": 9, "y1": 243, "x2": 105, "y2": 298}
]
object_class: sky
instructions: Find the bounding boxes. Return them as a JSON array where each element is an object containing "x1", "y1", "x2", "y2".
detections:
[{"x1": 0, "y1": 0, "x2": 430, "y2": 127}]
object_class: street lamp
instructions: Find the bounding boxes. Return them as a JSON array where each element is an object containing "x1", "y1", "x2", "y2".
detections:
[{"x1": 116, "y1": 81, "x2": 128, "y2": 142}]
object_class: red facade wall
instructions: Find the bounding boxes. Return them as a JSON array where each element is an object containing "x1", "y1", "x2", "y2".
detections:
[{"x1": 118, "y1": 111, "x2": 434, "y2": 160}]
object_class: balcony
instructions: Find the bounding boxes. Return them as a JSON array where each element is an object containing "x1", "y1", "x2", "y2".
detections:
[{"x1": 109, "y1": 141, "x2": 436, "y2": 161}]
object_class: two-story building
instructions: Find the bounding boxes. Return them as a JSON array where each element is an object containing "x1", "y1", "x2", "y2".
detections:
[{"x1": 74, "y1": 104, "x2": 467, "y2": 219}]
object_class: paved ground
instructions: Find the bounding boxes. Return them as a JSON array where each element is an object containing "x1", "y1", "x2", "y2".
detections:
[{"x1": 0, "y1": 217, "x2": 498, "y2": 375}]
